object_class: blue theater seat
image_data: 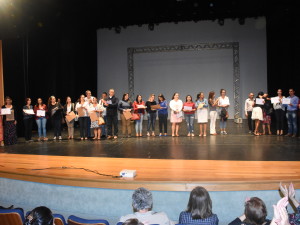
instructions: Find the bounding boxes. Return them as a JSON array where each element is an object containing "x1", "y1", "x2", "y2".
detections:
[
  {"x1": 68, "y1": 215, "x2": 110, "y2": 225},
  {"x1": 0, "y1": 208, "x2": 25, "y2": 225}
]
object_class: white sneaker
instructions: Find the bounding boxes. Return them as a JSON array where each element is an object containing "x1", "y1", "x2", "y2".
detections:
[
  {"x1": 53, "y1": 136, "x2": 57, "y2": 140},
  {"x1": 59, "y1": 136, "x2": 62, "y2": 140},
  {"x1": 223, "y1": 131, "x2": 228, "y2": 135},
  {"x1": 220, "y1": 131, "x2": 224, "y2": 135}
]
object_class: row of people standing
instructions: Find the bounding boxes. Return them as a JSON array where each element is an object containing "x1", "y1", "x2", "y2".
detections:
[{"x1": 245, "y1": 88, "x2": 299, "y2": 137}]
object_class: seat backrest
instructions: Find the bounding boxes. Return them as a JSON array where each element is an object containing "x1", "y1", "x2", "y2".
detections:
[
  {"x1": 0, "y1": 208, "x2": 25, "y2": 225},
  {"x1": 53, "y1": 213, "x2": 67, "y2": 225},
  {"x1": 68, "y1": 215, "x2": 109, "y2": 225}
]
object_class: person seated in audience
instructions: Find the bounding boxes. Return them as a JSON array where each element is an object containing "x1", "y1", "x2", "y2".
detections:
[
  {"x1": 279, "y1": 182, "x2": 300, "y2": 225},
  {"x1": 229, "y1": 197, "x2": 270, "y2": 225},
  {"x1": 24, "y1": 206, "x2": 53, "y2": 225},
  {"x1": 179, "y1": 186, "x2": 219, "y2": 225},
  {"x1": 123, "y1": 218, "x2": 144, "y2": 225},
  {"x1": 119, "y1": 187, "x2": 174, "y2": 225}
]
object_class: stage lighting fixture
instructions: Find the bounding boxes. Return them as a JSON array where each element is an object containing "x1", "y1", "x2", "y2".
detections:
[
  {"x1": 148, "y1": 23, "x2": 154, "y2": 31},
  {"x1": 115, "y1": 26, "x2": 121, "y2": 34},
  {"x1": 238, "y1": 18, "x2": 245, "y2": 25},
  {"x1": 218, "y1": 18, "x2": 224, "y2": 26}
]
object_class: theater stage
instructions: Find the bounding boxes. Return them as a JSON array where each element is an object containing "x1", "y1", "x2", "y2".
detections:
[{"x1": 0, "y1": 121, "x2": 299, "y2": 191}]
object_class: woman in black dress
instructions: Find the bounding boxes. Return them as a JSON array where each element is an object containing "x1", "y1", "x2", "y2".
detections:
[{"x1": 1, "y1": 96, "x2": 17, "y2": 145}]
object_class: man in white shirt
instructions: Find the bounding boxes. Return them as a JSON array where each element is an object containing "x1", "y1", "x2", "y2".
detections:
[
  {"x1": 119, "y1": 187, "x2": 174, "y2": 225},
  {"x1": 245, "y1": 93, "x2": 255, "y2": 134}
]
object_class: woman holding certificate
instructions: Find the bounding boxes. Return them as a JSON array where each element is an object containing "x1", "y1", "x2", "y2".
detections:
[
  {"x1": 145, "y1": 94, "x2": 157, "y2": 137},
  {"x1": 169, "y1": 92, "x2": 183, "y2": 137},
  {"x1": 133, "y1": 95, "x2": 146, "y2": 137},
  {"x1": 196, "y1": 92, "x2": 209, "y2": 137},
  {"x1": 89, "y1": 97, "x2": 104, "y2": 140},
  {"x1": 208, "y1": 91, "x2": 219, "y2": 135},
  {"x1": 218, "y1": 89, "x2": 230, "y2": 135},
  {"x1": 157, "y1": 94, "x2": 168, "y2": 137},
  {"x1": 118, "y1": 93, "x2": 133, "y2": 138},
  {"x1": 63, "y1": 96, "x2": 75, "y2": 139},
  {"x1": 251, "y1": 92, "x2": 264, "y2": 136},
  {"x1": 272, "y1": 89, "x2": 285, "y2": 136},
  {"x1": 183, "y1": 95, "x2": 196, "y2": 136},
  {"x1": 23, "y1": 98, "x2": 34, "y2": 142},
  {"x1": 48, "y1": 96, "x2": 63, "y2": 140},
  {"x1": 34, "y1": 98, "x2": 48, "y2": 141},
  {"x1": 76, "y1": 95, "x2": 90, "y2": 140},
  {"x1": 1, "y1": 96, "x2": 17, "y2": 145}
]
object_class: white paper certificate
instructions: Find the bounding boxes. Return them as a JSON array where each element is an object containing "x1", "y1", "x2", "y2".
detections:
[
  {"x1": 37, "y1": 110, "x2": 46, "y2": 117},
  {"x1": 106, "y1": 100, "x2": 112, "y2": 105},
  {"x1": 23, "y1": 109, "x2": 35, "y2": 115},
  {"x1": 271, "y1": 97, "x2": 279, "y2": 104},
  {"x1": 184, "y1": 106, "x2": 192, "y2": 111},
  {"x1": 282, "y1": 98, "x2": 291, "y2": 105},
  {"x1": 1, "y1": 108, "x2": 11, "y2": 115},
  {"x1": 137, "y1": 105, "x2": 145, "y2": 109},
  {"x1": 256, "y1": 98, "x2": 264, "y2": 105}
]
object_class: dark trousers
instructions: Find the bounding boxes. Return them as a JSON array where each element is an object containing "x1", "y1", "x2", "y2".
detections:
[
  {"x1": 247, "y1": 111, "x2": 254, "y2": 132},
  {"x1": 107, "y1": 114, "x2": 118, "y2": 136},
  {"x1": 87, "y1": 117, "x2": 92, "y2": 137},
  {"x1": 78, "y1": 117, "x2": 89, "y2": 138},
  {"x1": 52, "y1": 118, "x2": 61, "y2": 137},
  {"x1": 23, "y1": 118, "x2": 33, "y2": 140},
  {"x1": 158, "y1": 114, "x2": 168, "y2": 133},
  {"x1": 147, "y1": 113, "x2": 156, "y2": 132},
  {"x1": 275, "y1": 109, "x2": 285, "y2": 130},
  {"x1": 100, "y1": 115, "x2": 107, "y2": 136}
]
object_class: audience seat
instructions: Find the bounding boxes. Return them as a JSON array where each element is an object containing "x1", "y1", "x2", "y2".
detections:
[
  {"x1": 68, "y1": 215, "x2": 110, "y2": 225},
  {"x1": 53, "y1": 213, "x2": 67, "y2": 225},
  {"x1": 0, "y1": 208, "x2": 25, "y2": 225}
]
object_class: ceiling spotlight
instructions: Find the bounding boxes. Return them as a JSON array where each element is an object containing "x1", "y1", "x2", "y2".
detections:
[
  {"x1": 148, "y1": 23, "x2": 154, "y2": 31},
  {"x1": 218, "y1": 18, "x2": 224, "y2": 26},
  {"x1": 238, "y1": 18, "x2": 245, "y2": 25},
  {"x1": 115, "y1": 26, "x2": 121, "y2": 34}
]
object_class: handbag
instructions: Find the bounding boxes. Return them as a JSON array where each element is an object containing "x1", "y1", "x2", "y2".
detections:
[
  {"x1": 98, "y1": 116, "x2": 105, "y2": 125},
  {"x1": 131, "y1": 113, "x2": 140, "y2": 121}
]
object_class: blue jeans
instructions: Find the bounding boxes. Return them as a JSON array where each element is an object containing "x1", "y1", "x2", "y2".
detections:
[
  {"x1": 185, "y1": 114, "x2": 194, "y2": 133},
  {"x1": 147, "y1": 113, "x2": 156, "y2": 132},
  {"x1": 135, "y1": 113, "x2": 144, "y2": 134},
  {"x1": 36, "y1": 117, "x2": 47, "y2": 137},
  {"x1": 286, "y1": 111, "x2": 297, "y2": 135},
  {"x1": 220, "y1": 120, "x2": 227, "y2": 129}
]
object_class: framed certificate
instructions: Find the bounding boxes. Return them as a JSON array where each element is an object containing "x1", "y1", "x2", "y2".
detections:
[
  {"x1": 36, "y1": 110, "x2": 46, "y2": 117},
  {"x1": 0, "y1": 108, "x2": 11, "y2": 115},
  {"x1": 282, "y1": 98, "x2": 291, "y2": 105},
  {"x1": 23, "y1": 109, "x2": 35, "y2": 115},
  {"x1": 255, "y1": 98, "x2": 264, "y2": 105}
]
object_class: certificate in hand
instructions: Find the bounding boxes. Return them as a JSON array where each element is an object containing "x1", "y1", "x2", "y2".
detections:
[
  {"x1": 0, "y1": 108, "x2": 11, "y2": 115},
  {"x1": 36, "y1": 110, "x2": 46, "y2": 117},
  {"x1": 123, "y1": 111, "x2": 132, "y2": 120},
  {"x1": 282, "y1": 98, "x2": 291, "y2": 105},
  {"x1": 151, "y1": 104, "x2": 161, "y2": 110},
  {"x1": 77, "y1": 107, "x2": 85, "y2": 117},
  {"x1": 137, "y1": 105, "x2": 145, "y2": 109},
  {"x1": 271, "y1": 97, "x2": 279, "y2": 104},
  {"x1": 106, "y1": 100, "x2": 112, "y2": 105},
  {"x1": 23, "y1": 109, "x2": 35, "y2": 115},
  {"x1": 65, "y1": 111, "x2": 76, "y2": 122},
  {"x1": 184, "y1": 106, "x2": 192, "y2": 111},
  {"x1": 89, "y1": 112, "x2": 98, "y2": 122},
  {"x1": 255, "y1": 98, "x2": 264, "y2": 105}
]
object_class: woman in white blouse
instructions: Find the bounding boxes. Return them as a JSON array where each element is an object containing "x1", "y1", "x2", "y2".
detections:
[
  {"x1": 63, "y1": 96, "x2": 75, "y2": 139},
  {"x1": 217, "y1": 89, "x2": 230, "y2": 134},
  {"x1": 169, "y1": 92, "x2": 183, "y2": 137},
  {"x1": 75, "y1": 94, "x2": 90, "y2": 140},
  {"x1": 273, "y1": 89, "x2": 285, "y2": 136},
  {"x1": 196, "y1": 92, "x2": 209, "y2": 137}
]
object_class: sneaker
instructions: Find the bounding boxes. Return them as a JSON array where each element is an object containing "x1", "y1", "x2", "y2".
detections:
[
  {"x1": 59, "y1": 136, "x2": 62, "y2": 140},
  {"x1": 159, "y1": 134, "x2": 162, "y2": 137},
  {"x1": 220, "y1": 131, "x2": 224, "y2": 135},
  {"x1": 223, "y1": 131, "x2": 228, "y2": 135},
  {"x1": 53, "y1": 136, "x2": 57, "y2": 140}
]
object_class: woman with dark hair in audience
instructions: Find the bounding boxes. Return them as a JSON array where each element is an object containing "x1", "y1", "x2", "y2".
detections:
[
  {"x1": 179, "y1": 186, "x2": 219, "y2": 225},
  {"x1": 24, "y1": 206, "x2": 53, "y2": 225},
  {"x1": 48, "y1": 96, "x2": 63, "y2": 140},
  {"x1": 118, "y1": 93, "x2": 133, "y2": 138},
  {"x1": 23, "y1": 98, "x2": 34, "y2": 142},
  {"x1": 170, "y1": 92, "x2": 183, "y2": 137},
  {"x1": 229, "y1": 197, "x2": 270, "y2": 225},
  {"x1": 1, "y1": 96, "x2": 17, "y2": 145},
  {"x1": 76, "y1": 94, "x2": 90, "y2": 140},
  {"x1": 133, "y1": 95, "x2": 146, "y2": 137},
  {"x1": 145, "y1": 94, "x2": 157, "y2": 137},
  {"x1": 183, "y1": 95, "x2": 196, "y2": 137},
  {"x1": 217, "y1": 89, "x2": 230, "y2": 135},
  {"x1": 34, "y1": 98, "x2": 48, "y2": 141},
  {"x1": 158, "y1": 94, "x2": 168, "y2": 136},
  {"x1": 63, "y1": 96, "x2": 75, "y2": 139},
  {"x1": 252, "y1": 92, "x2": 264, "y2": 136},
  {"x1": 273, "y1": 89, "x2": 286, "y2": 136}
]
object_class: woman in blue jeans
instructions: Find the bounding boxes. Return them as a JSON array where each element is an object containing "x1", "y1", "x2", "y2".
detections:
[
  {"x1": 157, "y1": 94, "x2": 168, "y2": 136},
  {"x1": 33, "y1": 98, "x2": 48, "y2": 141},
  {"x1": 145, "y1": 94, "x2": 157, "y2": 136},
  {"x1": 183, "y1": 95, "x2": 196, "y2": 136}
]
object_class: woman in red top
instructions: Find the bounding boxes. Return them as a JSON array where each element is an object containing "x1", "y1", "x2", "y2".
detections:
[
  {"x1": 133, "y1": 95, "x2": 146, "y2": 137},
  {"x1": 182, "y1": 95, "x2": 196, "y2": 136},
  {"x1": 33, "y1": 98, "x2": 48, "y2": 141}
]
